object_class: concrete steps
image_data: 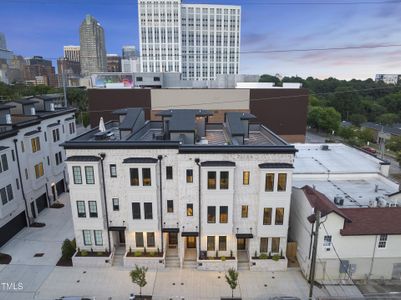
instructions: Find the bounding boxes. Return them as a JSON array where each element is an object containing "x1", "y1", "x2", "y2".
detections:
[
  {"x1": 112, "y1": 247, "x2": 126, "y2": 267},
  {"x1": 183, "y1": 260, "x2": 197, "y2": 269},
  {"x1": 238, "y1": 262, "x2": 250, "y2": 270},
  {"x1": 165, "y1": 256, "x2": 180, "y2": 268}
]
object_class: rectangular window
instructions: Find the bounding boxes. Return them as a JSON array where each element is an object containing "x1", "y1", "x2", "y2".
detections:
[
  {"x1": 16, "y1": 178, "x2": 19, "y2": 190},
  {"x1": 187, "y1": 203, "x2": 193, "y2": 216},
  {"x1": 77, "y1": 201, "x2": 86, "y2": 217},
  {"x1": 207, "y1": 206, "x2": 216, "y2": 223},
  {"x1": 323, "y1": 235, "x2": 332, "y2": 249},
  {"x1": 6, "y1": 184, "x2": 13, "y2": 201},
  {"x1": 219, "y1": 206, "x2": 228, "y2": 223},
  {"x1": 34, "y1": 162, "x2": 44, "y2": 178},
  {"x1": 0, "y1": 187, "x2": 7, "y2": 205},
  {"x1": 110, "y1": 164, "x2": 117, "y2": 177},
  {"x1": 52, "y1": 128, "x2": 60, "y2": 142},
  {"x1": 260, "y1": 238, "x2": 268, "y2": 253},
  {"x1": 85, "y1": 166, "x2": 95, "y2": 184},
  {"x1": 112, "y1": 198, "x2": 119, "y2": 211},
  {"x1": 142, "y1": 168, "x2": 151, "y2": 186},
  {"x1": 94, "y1": 230, "x2": 103, "y2": 246},
  {"x1": 263, "y1": 208, "x2": 272, "y2": 225},
  {"x1": 132, "y1": 203, "x2": 141, "y2": 219},
  {"x1": 55, "y1": 152, "x2": 62, "y2": 165},
  {"x1": 243, "y1": 171, "x2": 250, "y2": 185},
  {"x1": 275, "y1": 208, "x2": 284, "y2": 225},
  {"x1": 271, "y1": 237, "x2": 280, "y2": 253},
  {"x1": 378, "y1": 234, "x2": 387, "y2": 248},
  {"x1": 167, "y1": 200, "x2": 174, "y2": 213},
  {"x1": 0, "y1": 154, "x2": 8, "y2": 173},
  {"x1": 241, "y1": 205, "x2": 248, "y2": 218},
  {"x1": 220, "y1": 171, "x2": 229, "y2": 189},
  {"x1": 83, "y1": 230, "x2": 92, "y2": 245},
  {"x1": 219, "y1": 236, "x2": 227, "y2": 251},
  {"x1": 136, "y1": 232, "x2": 144, "y2": 247},
  {"x1": 147, "y1": 232, "x2": 155, "y2": 247},
  {"x1": 31, "y1": 137, "x2": 41, "y2": 153},
  {"x1": 21, "y1": 141, "x2": 24, "y2": 152},
  {"x1": 130, "y1": 168, "x2": 139, "y2": 186},
  {"x1": 207, "y1": 171, "x2": 216, "y2": 189},
  {"x1": 265, "y1": 173, "x2": 274, "y2": 191},
  {"x1": 73, "y1": 166, "x2": 82, "y2": 184},
  {"x1": 166, "y1": 166, "x2": 173, "y2": 180},
  {"x1": 186, "y1": 169, "x2": 193, "y2": 183},
  {"x1": 207, "y1": 236, "x2": 215, "y2": 251},
  {"x1": 88, "y1": 201, "x2": 98, "y2": 218},
  {"x1": 144, "y1": 202, "x2": 153, "y2": 219},
  {"x1": 277, "y1": 173, "x2": 287, "y2": 191},
  {"x1": 25, "y1": 168, "x2": 28, "y2": 180}
]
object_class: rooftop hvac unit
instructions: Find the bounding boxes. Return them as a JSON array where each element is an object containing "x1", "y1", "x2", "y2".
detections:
[
  {"x1": 30, "y1": 107, "x2": 36, "y2": 115},
  {"x1": 50, "y1": 103, "x2": 55, "y2": 111},
  {"x1": 5, "y1": 114, "x2": 11, "y2": 124},
  {"x1": 334, "y1": 196, "x2": 344, "y2": 206},
  {"x1": 321, "y1": 145, "x2": 330, "y2": 151}
]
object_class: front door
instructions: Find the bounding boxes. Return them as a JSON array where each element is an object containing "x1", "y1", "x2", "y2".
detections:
[
  {"x1": 118, "y1": 230, "x2": 126, "y2": 245},
  {"x1": 187, "y1": 236, "x2": 196, "y2": 248},
  {"x1": 169, "y1": 232, "x2": 178, "y2": 248},
  {"x1": 237, "y1": 238, "x2": 246, "y2": 250}
]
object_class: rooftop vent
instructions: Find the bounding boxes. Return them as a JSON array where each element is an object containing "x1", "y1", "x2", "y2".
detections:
[
  {"x1": 321, "y1": 145, "x2": 329, "y2": 151},
  {"x1": 334, "y1": 196, "x2": 344, "y2": 206}
]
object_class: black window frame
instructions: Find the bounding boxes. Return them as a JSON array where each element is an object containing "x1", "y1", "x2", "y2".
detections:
[
  {"x1": 132, "y1": 202, "x2": 141, "y2": 219},
  {"x1": 167, "y1": 200, "x2": 174, "y2": 213},
  {"x1": 219, "y1": 236, "x2": 227, "y2": 251},
  {"x1": 112, "y1": 198, "x2": 119, "y2": 211},
  {"x1": 220, "y1": 171, "x2": 229, "y2": 189},
  {"x1": 207, "y1": 236, "x2": 215, "y2": 251},
  {"x1": 144, "y1": 202, "x2": 153, "y2": 219},
  {"x1": 88, "y1": 201, "x2": 98, "y2": 218},
  {"x1": 166, "y1": 166, "x2": 173, "y2": 180},
  {"x1": 130, "y1": 168, "x2": 139, "y2": 186},
  {"x1": 147, "y1": 232, "x2": 155, "y2": 247},
  {"x1": 207, "y1": 171, "x2": 216, "y2": 189},
  {"x1": 136, "y1": 232, "x2": 144, "y2": 247},
  {"x1": 72, "y1": 166, "x2": 82, "y2": 184},
  {"x1": 207, "y1": 206, "x2": 216, "y2": 223},
  {"x1": 110, "y1": 164, "x2": 117, "y2": 177},
  {"x1": 219, "y1": 206, "x2": 228, "y2": 223},
  {"x1": 186, "y1": 169, "x2": 193, "y2": 183},
  {"x1": 77, "y1": 200, "x2": 86, "y2": 218},
  {"x1": 85, "y1": 166, "x2": 95, "y2": 184},
  {"x1": 142, "y1": 168, "x2": 151, "y2": 186},
  {"x1": 187, "y1": 203, "x2": 193, "y2": 216}
]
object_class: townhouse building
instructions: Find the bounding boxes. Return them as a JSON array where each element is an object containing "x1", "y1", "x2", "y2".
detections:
[
  {"x1": 289, "y1": 144, "x2": 401, "y2": 281},
  {"x1": 0, "y1": 97, "x2": 76, "y2": 247},
  {"x1": 63, "y1": 108, "x2": 296, "y2": 270}
]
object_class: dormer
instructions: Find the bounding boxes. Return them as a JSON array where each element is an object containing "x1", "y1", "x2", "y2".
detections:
[
  {"x1": 0, "y1": 103, "x2": 14, "y2": 124},
  {"x1": 32, "y1": 94, "x2": 60, "y2": 112},
  {"x1": 112, "y1": 107, "x2": 145, "y2": 139},
  {"x1": 225, "y1": 112, "x2": 256, "y2": 144},
  {"x1": 8, "y1": 99, "x2": 39, "y2": 116}
]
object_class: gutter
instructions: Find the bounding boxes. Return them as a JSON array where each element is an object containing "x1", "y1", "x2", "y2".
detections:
[
  {"x1": 13, "y1": 139, "x2": 30, "y2": 227},
  {"x1": 99, "y1": 153, "x2": 112, "y2": 253},
  {"x1": 158, "y1": 155, "x2": 164, "y2": 253}
]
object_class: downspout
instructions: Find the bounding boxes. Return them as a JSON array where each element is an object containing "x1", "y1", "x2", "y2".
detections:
[
  {"x1": 368, "y1": 235, "x2": 378, "y2": 280},
  {"x1": 99, "y1": 153, "x2": 112, "y2": 253},
  {"x1": 158, "y1": 155, "x2": 164, "y2": 254},
  {"x1": 13, "y1": 139, "x2": 30, "y2": 227},
  {"x1": 195, "y1": 158, "x2": 201, "y2": 258}
]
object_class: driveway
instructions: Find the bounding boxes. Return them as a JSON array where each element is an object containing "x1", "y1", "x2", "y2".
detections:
[{"x1": 0, "y1": 193, "x2": 73, "y2": 299}]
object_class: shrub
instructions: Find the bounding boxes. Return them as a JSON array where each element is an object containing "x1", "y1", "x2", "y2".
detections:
[
  {"x1": 259, "y1": 253, "x2": 268, "y2": 259},
  {"x1": 61, "y1": 239, "x2": 76, "y2": 259},
  {"x1": 221, "y1": 256, "x2": 226, "y2": 261},
  {"x1": 272, "y1": 254, "x2": 281, "y2": 261},
  {"x1": 81, "y1": 250, "x2": 88, "y2": 256},
  {"x1": 149, "y1": 252, "x2": 155, "y2": 257},
  {"x1": 96, "y1": 251, "x2": 103, "y2": 256},
  {"x1": 134, "y1": 251, "x2": 142, "y2": 257},
  {"x1": 230, "y1": 250, "x2": 233, "y2": 258}
]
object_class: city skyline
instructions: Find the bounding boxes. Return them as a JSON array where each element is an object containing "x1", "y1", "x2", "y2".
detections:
[{"x1": 2, "y1": 0, "x2": 401, "y2": 79}]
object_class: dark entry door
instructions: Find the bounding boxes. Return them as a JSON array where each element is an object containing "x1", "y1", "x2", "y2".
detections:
[
  {"x1": 187, "y1": 236, "x2": 196, "y2": 248},
  {"x1": 237, "y1": 238, "x2": 246, "y2": 250},
  {"x1": 56, "y1": 179, "x2": 65, "y2": 196},
  {"x1": 30, "y1": 202, "x2": 37, "y2": 219},
  {"x1": 35, "y1": 193, "x2": 48, "y2": 214},
  {"x1": 169, "y1": 232, "x2": 178, "y2": 247},
  {"x1": 118, "y1": 230, "x2": 126, "y2": 244}
]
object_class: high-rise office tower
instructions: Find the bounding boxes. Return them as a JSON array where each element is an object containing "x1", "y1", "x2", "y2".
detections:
[
  {"x1": 79, "y1": 15, "x2": 107, "y2": 76},
  {"x1": 64, "y1": 46, "x2": 81, "y2": 62},
  {"x1": 0, "y1": 32, "x2": 7, "y2": 50},
  {"x1": 138, "y1": 0, "x2": 241, "y2": 81}
]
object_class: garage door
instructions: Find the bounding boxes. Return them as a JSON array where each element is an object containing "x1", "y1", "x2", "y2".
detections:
[
  {"x1": 56, "y1": 179, "x2": 65, "y2": 196},
  {"x1": 392, "y1": 263, "x2": 401, "y2": 279},
  {"x1": 35, "y1": 193, "x2": 48, "y2": 214},
  {"x1": 0, "y1": 211, "x2": 27, "y2": 247}
]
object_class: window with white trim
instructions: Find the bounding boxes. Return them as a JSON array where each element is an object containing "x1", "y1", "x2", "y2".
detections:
[
  {"x1": 94, "y1": 230, "x2": 103, "y2": 246},
  {"x1": 83, "y1": 230, "x2": 92, "y2": 245},
  {"x1": 323, "y1": 235, "x2": 332, "y2": 250},
  {"x1": 378, "y1": 234, "x2": 387, "y2": 248}
]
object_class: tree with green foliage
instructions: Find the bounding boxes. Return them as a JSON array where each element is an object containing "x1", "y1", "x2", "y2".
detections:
[
  {"x1": 338, "y1": 126, "x2": 355, "y2": 140},
  {"x1": 130, "y1": 265, "x2": 148, "y2": 296},
  {"x1": 225, "y1": 268, "x2": 239, "y2": 299},
  {"x1": 259, "y1": 74, "x2": 281, "y2": 86},
  {"x1": 349, "y1": 114, "x2": 367, "y2": 127},
  {"x1": 387, "y1": 136, "x2": 401, "y2": 153},
  {"x1": 357, "y1": 128, "x2": 375, "y2": 144},
  {"x1": 308, "y1": 106, "x2": 341, "y2": 133},
  {"x1": 396, "y1": 152, "x2": 401, "y2": 167},
  {"x1": 61, "y1": 239, "x2": 76, "y2": 259},
  {"x1": 376, "y1": 113, "x2": 399, "y2": 126}
]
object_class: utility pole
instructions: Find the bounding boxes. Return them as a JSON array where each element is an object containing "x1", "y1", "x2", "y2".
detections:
[{"x1": 309, "y1": 210, "x2": 321, "y2": 300}]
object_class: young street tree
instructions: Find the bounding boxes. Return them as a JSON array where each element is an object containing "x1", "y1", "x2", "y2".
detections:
[
  {"x1": 225, "y1": 268, "x2": 239, "y2": 299},
  {"x1": 130, "y1": 265, "x2": 148, "y2": 296}
]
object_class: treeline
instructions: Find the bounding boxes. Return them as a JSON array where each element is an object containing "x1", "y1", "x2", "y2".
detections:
[
  {"x1": 260, "y1": 74, "x2": 401, "y2": 131},
  {"x1": 0, "y1": 82, "x2": 89, "y2": 126}
]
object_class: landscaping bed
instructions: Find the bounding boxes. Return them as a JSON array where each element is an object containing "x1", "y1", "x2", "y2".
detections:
[
  {"x1": 50, "y1": 202, "x2": 64, "y2": 208},
  {"x1": 197, "y1": 257, "x2": 237, "y2": 271},
  {"x1": 126, "y1": 251, "x2": 163, "y2": 258},
  {"x1": 30, "y1": 222, "x2": 46, "y2": 228},
  {"x1": 72, "y1": 250, "x2": 113, "y2": 267},
  {"x1": 124, "y1": 251, "x2": 165, "y2": 269},
  {"x1": 56, "y1": 257, "x2": 72, "y2": 267},
  {"x1": 0, "y1": 253, "x2": 12, "y2": 264},
  {"x1": 75, "y1": 250, "x2": 110, "y2": 257},
  {"x1": 250, "y1": 255, "x2": 287, "y2": 272}
]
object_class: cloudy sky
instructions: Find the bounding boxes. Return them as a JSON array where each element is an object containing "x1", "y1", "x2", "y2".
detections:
[{"x1": 1, "y1": 0, "x2": 401, "y2": 80}]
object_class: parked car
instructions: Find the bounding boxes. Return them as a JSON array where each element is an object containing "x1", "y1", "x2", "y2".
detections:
[{"x1": 361, "y1": 146, "x2": 377, "y2": 154}]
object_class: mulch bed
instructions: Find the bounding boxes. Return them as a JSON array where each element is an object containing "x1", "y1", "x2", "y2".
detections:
[
  {"x1": 134, "y1": 295, "x2": 152, "y2": 300},
  {"x1": 50, "y1": 202, "x2": 64, "y2": 208},
  {"x1": 0, "y1": 253, "x2": 12, "y2": 264},
  {"x1": 126, "y1": 252, "x2": 163, "y2": 258},
  {"x1": 31, "y1": 222, "x2": 46, "y2": 228},
  {"x1": 56, "y1": 257, "x2": 72, "y2": 267},
  {"x1": 75, "y1": 251, "x2": 110, "y2": 257}
]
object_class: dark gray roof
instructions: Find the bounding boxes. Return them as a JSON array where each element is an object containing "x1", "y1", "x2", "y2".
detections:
[
  {"x1": 112, "y1": 108, "x2": 129, "y2": 115},
  {"x1": 157, "y1": 109, "x2": 213, "y2": 132},
  {"x1": 123, "y1": 157, "x2": 158, "y2": 164},
  {"x1": 226, "y1": 112, "x2": 256, "y2": 136},
  {"x1": 65, "y1": 156, "x2": 101, "y2": 162},
  {"x1": 11, "y1": 99, "x2": 39, "y2": 105},
  {"x1": 119, "y1": 108, "x2": 143, "y2": 130},
  {"x1": 258, "y1": 163, "x2": 294, "y2": 169},
  {"x1": 201, "y1": 161, "x2": 236, "y2": 167},
  {"x1": 24, "y1": 129, "x2": 40, "y2": 136},
  {"x1": 362, "y1": 122, "x2": 401, "y2": 136},
  {"x1": 0, "y1": 146, "x2": 9, "y2": 151},
  {"x1": 36, "y1": 94, "x2": 63, "y2": 100},
  {"x1": 0, "y1": 103, "x2": 16, "y2": 110}
]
